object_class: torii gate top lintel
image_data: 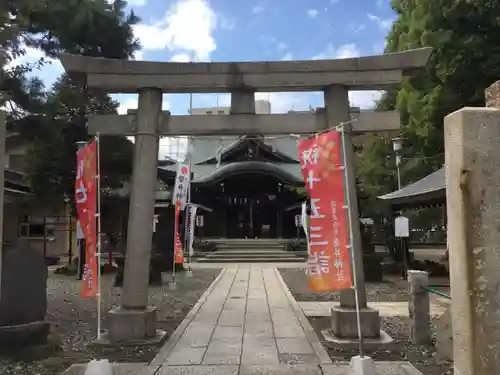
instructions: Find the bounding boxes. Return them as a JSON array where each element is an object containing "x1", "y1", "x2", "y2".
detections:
[{"x1": 58, "y1": 47, "x2": 432, "y2": 94}]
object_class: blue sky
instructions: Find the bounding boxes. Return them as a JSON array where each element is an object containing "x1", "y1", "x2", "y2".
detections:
[{"x1": 8, "y1": 0, "x2": 395, "y2": 158}]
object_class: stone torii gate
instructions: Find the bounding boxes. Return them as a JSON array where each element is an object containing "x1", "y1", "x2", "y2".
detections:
[{"x1": 58, "y1": 48, "x2": 432, "y2": 344}]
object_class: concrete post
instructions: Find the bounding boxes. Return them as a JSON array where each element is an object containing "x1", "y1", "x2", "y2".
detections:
[
  {"x1": 485, "y1": 80, "x2": 500, "y2": 108},
  {"x1": 107, "y1": 88, "x2": 162, "y2": 343},
  {"x1": 407, "y1": 270, "x2": 431, "y2": 344},
  {"x1": 445, "y1": 107, "x2": 500, "y2": 375},
  {"x1": 0, "y1": 111, "x2": 5, "y2": 301},
  {"x1": 230, "y1": 92, "x2": 255, "y2": 115},
  {"x1": 324, "y1": 86, "x2": 383, "y2": 342},
  {"x1": 323, "y1": 86, "x2": 366, "y2": 306}
]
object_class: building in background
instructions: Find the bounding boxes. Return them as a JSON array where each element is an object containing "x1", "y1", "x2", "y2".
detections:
[{"x1": 189, "y1": 100, "x2": 271, "y2": 115}]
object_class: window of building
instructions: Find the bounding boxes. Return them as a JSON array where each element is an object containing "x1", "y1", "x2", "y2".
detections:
[
  {"x1": 19, "y1": 215, "x2": 55, "y2": 238},
  {"x1": 218, "y1": 110, "x2": 225, "y2": 114},
  {"x1": 206, "y1": 110, "x2": 213, "y2": 115}
]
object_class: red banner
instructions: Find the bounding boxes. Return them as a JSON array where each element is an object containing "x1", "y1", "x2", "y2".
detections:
[
  {"x1": 174, "y1": 202, "x2": 184, "y2": 264},
  {"x1": 75, "y1": 140, "x2": 98, "y2": 298},
  {"x1": 298, "y1": 131, "x2": 352, "y2": 291}
]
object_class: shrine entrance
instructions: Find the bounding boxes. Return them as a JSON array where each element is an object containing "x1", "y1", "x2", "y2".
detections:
[{"x1": 191, "y1": 165, "x2": 303, "y2": 239}]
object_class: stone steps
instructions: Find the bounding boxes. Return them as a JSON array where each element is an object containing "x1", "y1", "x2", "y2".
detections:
[{"x1": 194, "y1": 239, "x2": 306, "y2": 263}]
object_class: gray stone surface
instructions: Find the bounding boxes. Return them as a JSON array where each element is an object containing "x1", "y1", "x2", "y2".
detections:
[
  {"x1": 149, "y1": 266, "x2": 331, "y2": 372},
  {"x1": 322, "y1": 329, "x2": 394, "y2": 350},
  {"x1": 330, "y1": 307, "x2": 380, "y2": 339},
  {"x1": 106, "y1": 306, "x2": 158, "y2": 343},
  {"x1": 435, "y1": 307, "x2": 453, "y2": 361},
  {"x1": 239, "y1": 364, "x2": 323, "y2": 375},
  {"x1": 0, "y1": 239, "x2": 48, "y2": 326},
  {"x1": 444, "y1": 107, "x2": 500, "y2": 375},
  {"x1": 59, "y1": 48, "x2": 432, "y2": 93},
  {"x1": 203, "y1": 338, "x2": 242, "y2": 365},
  {"x1": 60, "y1": 362, "x2": 147, "y2": 375},
  {"x1": 321, "y1": 362, "x2": 423, "y2": 375},
  {"x1": 156, "y1": 365, "x2": 238, "y2": 375},
  {"x1": 407, "y1": 270, "x2": 431, "y2": 344}
]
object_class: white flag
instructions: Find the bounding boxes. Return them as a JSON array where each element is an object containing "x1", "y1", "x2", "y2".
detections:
[
  {"x1": 188, "y1": 204, "x2": 198, "y2": 256},
  {"x1": 301, "y1": 201, "x2": 309, "y2": 245},
  {"x1": 172, "y1": 162, "x2": 190, "y2": 210},
  {"x1": 301, "y1": 201, "x2": 310, "y2": 276}
]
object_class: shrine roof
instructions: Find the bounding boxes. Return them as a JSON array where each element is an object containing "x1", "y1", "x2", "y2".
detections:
[
  {"x1": 190, "y1": 136, "x2": 299, "y2": 164},
  {"x1": 378, "y1": 167, "x2": 445, "y2": 208},
  {"x1": 159, "y1": 161, "x2": 303, "y2": 184}
]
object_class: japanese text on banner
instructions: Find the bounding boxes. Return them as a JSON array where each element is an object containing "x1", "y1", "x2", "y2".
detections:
[
  {"x1": 298, "y1": 131, "x2": 352, "y2": 291},
  {"x1": 172, "y1": 162, "x2": 190, "y2": 210},
  {"x1": 174, "y1": 202, "x2": 184, "y2": 264},
  {"x1": 75, "y1": 140, "x2": 98, "y2": 298}
]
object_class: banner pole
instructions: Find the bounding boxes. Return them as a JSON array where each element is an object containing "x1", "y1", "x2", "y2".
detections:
[
  {"x1": 186, "y1": 137, "x2": 193, "y2": 274},
  {"x1": 339, "y1": 124, "x2": 364, "y2": 357},
  {"x1": 95, "y1": 134, "x2": 102, "y2": 341},
  {"x1": 170, "y1": 202, "x2": 178, "y2": 289}
]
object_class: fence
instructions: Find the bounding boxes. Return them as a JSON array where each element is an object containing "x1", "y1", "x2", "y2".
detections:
[{"x1": 407, "y1": 270, "x2": 451, "y2": 345}]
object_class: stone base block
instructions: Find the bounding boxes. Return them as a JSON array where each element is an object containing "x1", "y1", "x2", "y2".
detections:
[
  {"x1": 349, "y1": 355, "x2": 376, "y2": 375},
  {"x1": 321, "y1": 329, "x2": 394, "y2": 350},
  {"x1": 105, "y1": 306, "x2": 159, "y2": 344},
  {"x1": 330, "y1": 307, "x2": 380, "y2": 339},
  {"x1": 59, "y1": 362, "x2": 147, "y2": 375}
]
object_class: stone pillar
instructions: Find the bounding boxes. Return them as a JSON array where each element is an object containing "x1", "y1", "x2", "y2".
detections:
[
  {"x1": 107, "y1": 88, "x2": 162, "y2": 343},
  {"x1": 0, "y1": 111, "x2": 5, "y2": 298},
  {"x1": 485, "y1": 80, "x2": 500, "y2": 108},
  {"x1": 445, "y1": 107, "x2": 500, "y2": 375},
  {"x1": 408, "y1": 270, "x2": 431, "y2": 344},
  {"x1": 230, "y1": 92, "x2": 255, "y2": 114},
  {"x1": 324, "y1": 86, "x2": 382, "y2": 341}
]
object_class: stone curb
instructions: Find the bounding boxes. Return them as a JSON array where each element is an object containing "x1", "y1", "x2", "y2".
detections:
[
  {"x1": 142, "y1": 268, "x2": 228, "y2": 375},
  {"x1": 272, "y1": 268, "x2": 332, "y2": 365}
]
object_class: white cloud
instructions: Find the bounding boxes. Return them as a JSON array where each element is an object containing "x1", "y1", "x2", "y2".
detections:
[
  {"x1": 115, "y1": 94, "x2": 170, "y2": 115},
  {"x1": 281, "y1": 52, "x2": 293, "y2": 61},
  {"x1": 252, "y1": 5, "x2": 264, "y2": 14},
  {"x1": 171, "y1": 53, "x2": 191, "y2": 62},
  {"x1": 376, "y1": 0, "x2": 385, "y2": 9},
  {"x1": 6, "y1": 46, "x2": 63, "y2": 89},
  {"x1": 107, "y1": 0, "x2": 147, "y2": 6},
  {"x1": 133, "y1": 0, "x2": 218, "y2": 61},
  {"x1": 367, "y1": 13, "x2": 393, "y2": 31},
  {"x1": 349, "y1": 91, "x2": 383, "y2": 110},
  {"x1": 307, "y1": 9, "x2": 319, "y2": 18},
  {"x1": 313, "y1": 43, "x2": 360, "y2": 60},
  {"x1": 277, "y1": 42, "x2": 287, "y2": 50}
]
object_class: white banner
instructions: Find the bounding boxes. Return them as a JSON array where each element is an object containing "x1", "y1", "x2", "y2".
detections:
[
  {"x1": 172, "y1": 162, "x2": 190, "y2": 210},
  {"x1": 301, "y1": 201, "x2": 309, "y2": 245},
  {"x1": 188, "y1": 204, "x2": 198, "y2": 256}
]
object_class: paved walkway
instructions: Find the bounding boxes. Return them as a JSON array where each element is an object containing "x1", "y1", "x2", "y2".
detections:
[
  {"x1": 147, "y1": 266, "x2": 332, "y2": 375},
  {"x1": 299, "y1": 301, "x2": 447, "y2": 318}
]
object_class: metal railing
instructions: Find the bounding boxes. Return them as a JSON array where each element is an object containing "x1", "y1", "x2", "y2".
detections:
[{"x1": 421, "y1": 284, "x2": 451, "y2": 299}]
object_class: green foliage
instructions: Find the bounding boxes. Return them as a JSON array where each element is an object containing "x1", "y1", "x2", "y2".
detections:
[
  {"x1": 2, "y1": 0, "x2": 140, "y2": 204},
  {"x1": 357, "y1": 0, "x2": 500, "y2": 220}
]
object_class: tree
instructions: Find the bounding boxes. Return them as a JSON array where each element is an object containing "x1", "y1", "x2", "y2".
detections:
[
  {"x1": 2, "y1": 0, "x2": 140, "y2": 204},
  {"x1": 356, "y1": 0, "x2": 500, "y2": 219}
]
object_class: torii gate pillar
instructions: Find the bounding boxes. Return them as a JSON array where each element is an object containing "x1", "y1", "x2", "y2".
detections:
[{"x1": 107, "y1": 89, "x2": 163, "y2": 343}]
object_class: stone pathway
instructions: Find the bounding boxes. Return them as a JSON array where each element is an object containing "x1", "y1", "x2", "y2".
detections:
[
  {"x1": 146, "y1": 266, "x2": 331, "y2": 375},
  {"x1": 143, "y1": 266, "x2": 424, "y2": 375},
  {"x1": 298, "y1": 301, "x2": 447, "y2": 318}
]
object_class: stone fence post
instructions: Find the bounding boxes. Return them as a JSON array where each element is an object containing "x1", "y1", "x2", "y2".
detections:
[
  {"x1": 407, "y1": 270, "x2": 430, "y2": 345},
  {"x1": 445, "y1": 107, "x2": 500, "y2": 375}
]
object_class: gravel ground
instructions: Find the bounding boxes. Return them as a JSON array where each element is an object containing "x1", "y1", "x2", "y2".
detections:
[
  {"x1": 0, "y1": 268, "x2": 221, "y2": 375},
  {"x1": 278, "y1": 268, "x2": 453, "y2": 375},
  {"x1": 279, "y1": 268, "x2": 409, "y2": 302}
]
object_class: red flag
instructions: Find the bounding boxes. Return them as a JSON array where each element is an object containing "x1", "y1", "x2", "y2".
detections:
[
  {"x1": 298, "y1": 131, "x2": 352, "y2": 291},
  {"x1": 75, "y1": 140, "x2": 98, "y2": 298},
  {"x1": 174, "y1": 202, "x2": 184, "y2": 264}
]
